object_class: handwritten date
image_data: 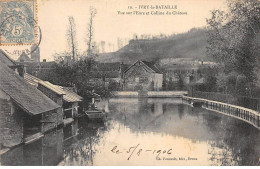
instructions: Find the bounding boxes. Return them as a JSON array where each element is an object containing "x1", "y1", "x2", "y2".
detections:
[{"x1": 111, "y1": 144, "x2": 173, "y2": 160}]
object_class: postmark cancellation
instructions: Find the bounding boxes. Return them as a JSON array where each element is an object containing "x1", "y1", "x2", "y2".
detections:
[{"x1": 0, "y1": 0, "x2": 38, "y2": 45}]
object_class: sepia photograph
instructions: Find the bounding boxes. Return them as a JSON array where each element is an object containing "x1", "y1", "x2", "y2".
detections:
[{"x1": 0, "y1": 0, "x2": 259, "y2": 166}]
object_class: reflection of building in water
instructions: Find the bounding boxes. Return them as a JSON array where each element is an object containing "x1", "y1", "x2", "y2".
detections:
[
  {"x1": 0, "y1": 113, "x2": 107, "y2": 166},
  {"x1": 62, "y1": 119, "x2": 106, "y2": 166},
  {"x1": 0, "y1": 129, "x2": 64, "y2": 166},
  {"x1": 63, "y1": 119, "x2": 79, "y2": 141},
  {"x1": 108, "y1": 98, "x2": 166, "y2": 131}
]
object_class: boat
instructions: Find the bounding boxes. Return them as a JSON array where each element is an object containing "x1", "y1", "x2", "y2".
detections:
[
  {"x1": 84, "y1": 90, "x2": 106, "y2": 120},
  {"x1": 85, "y1": 109, "x2": 106, "y2": 120}
]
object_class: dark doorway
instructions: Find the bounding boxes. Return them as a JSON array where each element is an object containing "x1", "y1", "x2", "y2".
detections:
[{"x1": 23, "y1": 114, "x2": 42, "y2": 138}]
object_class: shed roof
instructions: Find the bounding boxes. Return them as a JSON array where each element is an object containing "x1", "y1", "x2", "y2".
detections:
[
  {"x1": 24, "y1": 73, "x2": 82, "y2": 103},
  {"x1": 58, "y1": 86, "x2": 83, "y2": 102},
  {"x1": 24, "y1": 73, "x2": 41, "y2": 87},
  {"x1": 38, "y1": 81, "x2": 66, "y2": 95},
  {"x1": 0, "y1": 61, "x2": 60, "y2": 115}
]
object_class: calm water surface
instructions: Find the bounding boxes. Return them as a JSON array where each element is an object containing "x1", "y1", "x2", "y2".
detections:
[{"x1": 1, "y1": 98, "x2": 260, "y2": 166}]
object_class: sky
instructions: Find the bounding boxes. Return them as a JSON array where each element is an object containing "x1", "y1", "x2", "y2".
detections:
[{"x1": 1, "y1": 0, "x2": 227, "y2": 61}]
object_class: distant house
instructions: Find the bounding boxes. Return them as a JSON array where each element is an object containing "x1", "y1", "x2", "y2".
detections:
[
  {"x1": 23, "y1": 60, "x2": 57, "y2": 81},
  {"x1": 162, "y1": 59, "x2": 217, "y2": 86},
  {"x1": 0, "y1": 61, "x2": 61, "y2": 148},
  {"x1": 123, "y1": 60, "x2": 163, "y2": 91},
  {"x1": 92, "y1": 62, "x2": 129, "y2": 82},
  {"x1": 16, "y1": 45, "x2": 41, "y2": 63},
  {"x1": 24, "y1": 73, "x2": 82, "y2": 124},
  {"x1": 17, "y1": 52, "x2": 31, "y2": 62}
]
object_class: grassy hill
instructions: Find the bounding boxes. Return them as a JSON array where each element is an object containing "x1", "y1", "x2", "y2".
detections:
[{"x1": 97, "y1": 28, "x2": 209, "y2": 64}]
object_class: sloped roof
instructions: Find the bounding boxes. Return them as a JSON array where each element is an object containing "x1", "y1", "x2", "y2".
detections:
[
  {"x1": 0, "y1": 49, "x2": 17, "y2": 66},
  {"x1": 90, "y1": 70, "x2": 121, "y2": 78},
  {"x1": 92, "y1": 62, "x2": 130, "y2": 78},
  {"x1": 24, "y1": 73, "x2": 82, "y2": 103},
  {"x1": 0, "y1": 61, "x2": 60, "y2": 115},
  {"x1": 124, "y1": 60, "x2": 162, "y2": 74},
  {"x1": 141, "y1": 61, "x2": 161, "y2": 73},
  {"x1": 17, "y1": 52, "x2": 31, "y2": 62},
  {"x1": 96, "y1": 62, "x2": 122, "y2": 71},
  {"x1": 58, "y1": 86, "x2": 82, "y2": 102},
  {"x1": 38, "y1": 81, "x2": 65, "y2": 95},
  {"x1": 24, "y1": 73, "x2": 41, "y2": 87}
]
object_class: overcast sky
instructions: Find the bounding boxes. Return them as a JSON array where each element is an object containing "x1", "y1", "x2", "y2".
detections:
[{"x1": 1, "y1": 0, "x2": 227, "y2": 61}]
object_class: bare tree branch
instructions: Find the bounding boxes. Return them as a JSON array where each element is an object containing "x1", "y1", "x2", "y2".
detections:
[{"x1": 87, "y1": 7, "x2": 97, "y2": 58}]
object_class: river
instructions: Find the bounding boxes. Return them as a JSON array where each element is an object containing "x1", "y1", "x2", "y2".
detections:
[{"x1": 1, "y1": 98, "x2": 259, "y2": 166}]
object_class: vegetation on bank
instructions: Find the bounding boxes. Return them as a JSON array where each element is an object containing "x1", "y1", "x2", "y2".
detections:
[{"x1": 204, "y1": 0, "x2": 260, "y2": 98}]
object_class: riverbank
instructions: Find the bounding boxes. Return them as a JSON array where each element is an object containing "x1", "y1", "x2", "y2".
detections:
[{"x1": 112, "y1": 91, "x2": 188, "y2": 98}]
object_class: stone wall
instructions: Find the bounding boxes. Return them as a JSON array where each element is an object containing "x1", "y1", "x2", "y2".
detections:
[
  {"x1": 0, "y1": 90, "x2": 23, "y2": 148},
  {"x1": 37, "y1": 84, "x2": 63, "y2": 126},
  {"x1": 41, "y1": 110, "x2": 57, "y2": 133},
  {"x1": 153, "y1": 73, "x2": 163, "y2": 91}
]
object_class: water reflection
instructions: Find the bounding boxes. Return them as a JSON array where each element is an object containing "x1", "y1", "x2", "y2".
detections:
[
  {"x1": 1, "y1": 128, "x2": 64, "y2": 166},
  {"x1": 0, "y1": 98, "x2": 259, "y2": 166}
]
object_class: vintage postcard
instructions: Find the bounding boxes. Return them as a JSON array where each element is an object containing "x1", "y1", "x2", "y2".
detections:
[{"x1": 0, "y1": 0, "x2": 259, "y2": 166}]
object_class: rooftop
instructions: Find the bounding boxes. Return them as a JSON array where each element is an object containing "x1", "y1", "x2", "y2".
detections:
[
  {"x1": 0, "y1": 49, "x2": 17, "y2": 67},
  {"x1": 124, "y1": 60, "x2": 162, "y2": 74},
  {"x1": 25, "y1": 73, "x2": 82, "y2": 103},
  {"x1": 0, "y1": 61, "x2": 60, "y2": 115},
  {"x1": 24, "y1": 73, "x2": 41, "y2": 87},
  {"x1": 38, "y1": 81, "x2": 66, "y2": 95},
  {"x1": 58, "y1": 86, "x2": 83, "y2": 102}
]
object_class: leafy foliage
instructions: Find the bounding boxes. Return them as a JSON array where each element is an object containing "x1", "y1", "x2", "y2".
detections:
[{"x1": 206, "y1": 0, "x2": 260, "y2": 95}]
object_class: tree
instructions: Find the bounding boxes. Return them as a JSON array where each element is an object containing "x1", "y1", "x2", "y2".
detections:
[
  {"x1": 86, "y1": 6, "x2": 97, "y2": 58},
  {"x1": 67, "y1": 16, "x2": 78, "y2": 61},
  {"x1": 216, "y1": 72, "x2": 228, "y2": 93},
  {"x1": 207, "y1": 0, "x2": 260, "y2": 94}
]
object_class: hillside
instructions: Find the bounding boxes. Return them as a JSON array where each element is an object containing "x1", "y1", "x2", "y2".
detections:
[{"x1": 97, "y1": 28, "x2": 209, "y2": 64}]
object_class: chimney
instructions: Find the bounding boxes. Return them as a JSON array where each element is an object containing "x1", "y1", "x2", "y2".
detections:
[
  {"x1": 43, "y1": 59, "x2": 46, "y2": 62},
  {"x1": 17, "y1": 65, "x2": 25, "y2": 78}
]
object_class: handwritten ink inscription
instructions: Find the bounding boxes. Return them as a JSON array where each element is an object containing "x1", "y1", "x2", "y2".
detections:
[{"x1": 111, "y1": 144, "x2": 173, "y2": 160}]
